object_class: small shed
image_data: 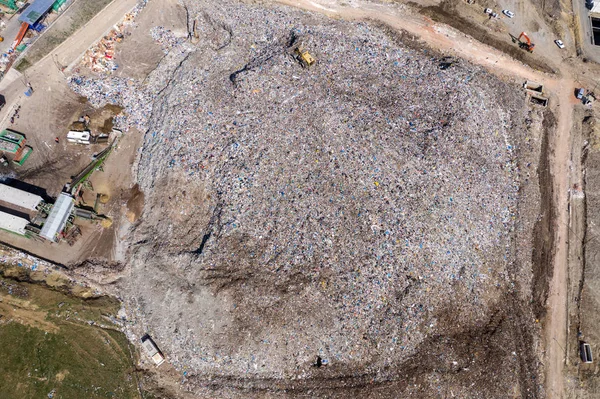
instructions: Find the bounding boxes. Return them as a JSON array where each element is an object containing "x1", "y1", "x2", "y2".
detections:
[
  {"x1": 0, "y1": 129, "x2": 26, "y2": 147},
  {"x1": 0, "y1": 1, "x2": 18, "y2": 11},
  {"x1": 590, "y1": 4, "x2": 600, "y2": 45},
  {"x1": 581, "y1": 342, "x2": 593, "y2": 364}
]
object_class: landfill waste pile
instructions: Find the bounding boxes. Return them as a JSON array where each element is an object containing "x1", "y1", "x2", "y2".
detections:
[
  {"x1": 69, "y1": 0, "x2": 546, "y2": 397},
  {"x1": 150, "y1": 26, "x2": 187, "y2": 53}
]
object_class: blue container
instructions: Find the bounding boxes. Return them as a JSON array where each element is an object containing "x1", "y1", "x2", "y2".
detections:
[{"x1": 30, "y1": 22, "x2": 45, "y2": 32}]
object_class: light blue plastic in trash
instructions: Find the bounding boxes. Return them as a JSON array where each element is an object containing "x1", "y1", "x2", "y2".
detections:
[{"x1": 24, "y1": 88, "x2": 33, "y2": 96}]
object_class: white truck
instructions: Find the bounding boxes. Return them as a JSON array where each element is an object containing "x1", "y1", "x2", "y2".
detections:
[{"x1": 141, "y1": 334, "x2": 165, "y2": 366}]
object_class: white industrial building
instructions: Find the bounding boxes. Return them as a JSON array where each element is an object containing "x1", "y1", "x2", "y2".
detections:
[
  {"x1": 40, "y1": 193, "x2": 74, "y2": 242},
  {"x1": 0, "y1": 183, "x2": 42, "y2": 211},
  {"x1": 0, "y1": 183, "x2": 43, "y2": 236},
  {"x1": 0, "y1": 210, "x2": 30, "y2": 235},
  {"x1": 0, "y1": 183, "x2": 79, "y2": 240}
]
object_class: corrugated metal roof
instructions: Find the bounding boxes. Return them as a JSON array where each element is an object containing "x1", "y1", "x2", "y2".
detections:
[
  {"x1": 0, "y1": 141, "x2": 20, "y2": 153},
  {"x1": 40, "y1": 193, "x2": 73, "y2": 242},
  {"x1": 0, "y1": 183, "x2": 42, "y2": 211},
  {"x1": 0, "y1": 129, "x2": 26, "y2": 145},
  {"x1": 0, "y1": 210, "x2": 29, "y2": 235},
  {"x1": 18, "y1": 0, "x2": 55, "y2": 25}
]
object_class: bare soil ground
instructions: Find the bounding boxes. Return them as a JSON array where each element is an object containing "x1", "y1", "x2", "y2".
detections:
[
  {"x1": 114, "y1": 0, "x2": 187, "y2": 80},
  {"x1": 566, "y1": 110, "x2": 600, "y2": 398},
  {"x1": 419, "y1": 0, "x2": 557, "y2": 74},
  {"x1": 0, "y1": 103, "x2": 142, "y2": 265}
]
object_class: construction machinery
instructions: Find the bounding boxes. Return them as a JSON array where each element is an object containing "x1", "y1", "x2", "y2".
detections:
[
  {"x1": 512, "y1": 32, "x2": 535, "y2": 53},
  {"x1": 65, "y1": 142, "x2": 114, "y2": 197},
  {"x1": 294, "y1": 45, "x2": 316, "y2": 68},
  {"x1": 12, "y1": 22, "x2": 29, "y2": 51},
  {"x1": 439, "y1": 56, "x2": 455, "y2": 70}
]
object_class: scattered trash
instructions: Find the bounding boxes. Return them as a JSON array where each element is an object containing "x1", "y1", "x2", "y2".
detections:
[{"x1": 69, "y1": 1, "x2": 539, "y2": 389}]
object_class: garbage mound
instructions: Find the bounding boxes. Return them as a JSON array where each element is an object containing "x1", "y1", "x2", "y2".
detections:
[{"x1": 77, "y1": 1, "x2": 540, "y2": 396}]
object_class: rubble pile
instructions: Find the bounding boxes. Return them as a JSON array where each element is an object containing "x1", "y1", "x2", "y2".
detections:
[
  {"x1": 81, "y1": 28, "x2": 123, "y2": 73},
  {"x1": 68, "y1": 75, "x2": 151, "y2": 130},
  {"x1": 79, "y1": 1, "x2": 148, "y2": 74},
  {"x1": 150, "y1": 26, "x2": 186, "y2": 53},
  {"x1": 69, "y1": 0, "x2": 543, "y2": 396}
]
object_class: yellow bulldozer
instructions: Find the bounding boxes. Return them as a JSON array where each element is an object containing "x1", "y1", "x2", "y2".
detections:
[{"x1": 294, "y1": 45, "x2": 315, "y2": 68}]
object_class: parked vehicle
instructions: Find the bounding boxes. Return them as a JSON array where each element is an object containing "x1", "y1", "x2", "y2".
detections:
[
  {"x1": 484, "y1": 8, "x2": 492, "y2": 14},
  {"x1": 502, "y1": 9, "x2": 515, "y2": 18},
  {"x1": 576, "y1": 88, "x2": 585, "y2": 100},
  {"x1": 580, "y1": 342, "x2": 593, "y2": 364},
  {"x1": 586, "y1": 0, "x2": 594, "y2": 10},
  {"x1": 554, "y1": 39, "x2": 565, "y2": 49},
  {"x1": 141, "y1": 334, "x2": 166, "y2": 366}
]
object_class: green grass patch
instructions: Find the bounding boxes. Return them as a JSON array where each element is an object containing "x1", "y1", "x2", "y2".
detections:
[
  {"x1": 0, "y1": 277, "x2": 140, "y2": 399},
  {"x1": 14, "y1": 58, "x2": 31, "y2": 72}
]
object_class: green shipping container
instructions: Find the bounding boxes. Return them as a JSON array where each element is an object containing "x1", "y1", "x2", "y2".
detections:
[
  {"x1": 52, "y1": 0, "x2": 67, "y2": 11},
  {"x1": 0, "y1": 140, "x2": 20, "y2": 154},
  {"x1": 14, "y1": 146, "x2": 33, "y2": 166},
  {"x1": 0, "y1": 130, "x2": 26, "y2": 146},
  {"x1": 0, "y1": 1, "x2": 18, "y2": 11}
]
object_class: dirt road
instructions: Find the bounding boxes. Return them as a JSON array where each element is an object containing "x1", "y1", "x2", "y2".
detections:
[
  {"x1": 42, "y1": 0, "x2": 139, "y2": 70},
  {"x1": 544, "y1": 78, "x2": 573, "y2": 399},
  {"x1": 0, "y1": 0, "x2": 138, "y2": 106},
  {"x1": 277, "y1": 0, "x2": 574, "y2": 397},
  {"x1": 0, "y1": 0, "x2": 140, "y2": 265}
]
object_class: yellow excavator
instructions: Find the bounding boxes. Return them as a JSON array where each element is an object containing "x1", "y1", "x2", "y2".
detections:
[{"x1": 295, "y1": 45, "x2": 316, "y2": 68}]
